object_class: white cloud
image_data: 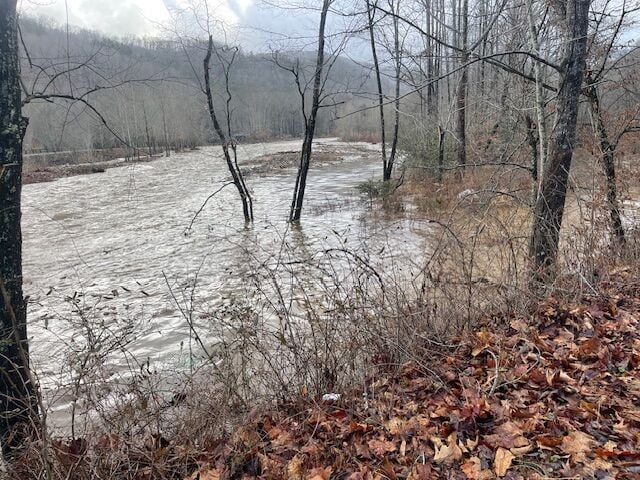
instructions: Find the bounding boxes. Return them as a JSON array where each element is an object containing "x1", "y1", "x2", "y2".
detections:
[
  {"x1": 19, "y1": 0, "x2": 256, "y2": 37},
  {"x1": 20, "y1": 0, "x2": 167, "y2": 35}
]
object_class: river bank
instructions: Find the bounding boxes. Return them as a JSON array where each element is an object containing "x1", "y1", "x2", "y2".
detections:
[
  {"x1": 23, "y1": 152, "x2": 166, "y2": 184},
  {"x1": 22, "y1": 137, "x2": 357, "y2": 185},
  {"x1": 188, "y1": 270, "x2": 640, "y2": 479},
  {"x1": 10, "y1": 138, "x2": 640, "y2": 479},
  {"x1": 8, "y1": 267, "x2": 640, "y2": 479}
]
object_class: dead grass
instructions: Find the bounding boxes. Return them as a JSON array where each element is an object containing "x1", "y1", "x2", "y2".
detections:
[{"x1": 247, "y1": 150, "x2": 343, "y2": 176}]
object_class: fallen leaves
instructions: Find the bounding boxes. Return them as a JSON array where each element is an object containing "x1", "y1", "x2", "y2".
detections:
[
  {"x1": 367, "y1": 438, "x2": 396, "y2": 457},
  {"x1": 432, "y1": 433, "x2": 463, "y2": 464},
  {"x1": 561, "y1": 430, "x2": 595, "y2": 464},
  {"x1": 494, "y1": 448, "x2": 515, "y2": 477},
  {"x1": 176, "y1": 287, "x2": 640, "y2": 479}
]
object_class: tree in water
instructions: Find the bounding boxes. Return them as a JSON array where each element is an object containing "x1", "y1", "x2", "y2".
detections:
[
  {"x1": 168, "y1": 0, "x2": 254, "y2": 223},
  {"x1": 289, "y1": 0, "x2": 333, "y2": 222},
  {"x1": 203, "y1": 35, "x2": 253, "y2": 223},
  {"x1": 365, "y1": 0, "x2": 388, "y2": 180}
]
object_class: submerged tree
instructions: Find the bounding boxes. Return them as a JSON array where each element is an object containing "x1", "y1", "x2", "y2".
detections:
[
  {"x1": 289, "y1": 0, "x2": 333, "y2": 222},
  {"x1": 365, "y1": 0, "x2": 388, "y2": 180},
  {"x1": 203, "y1": 35, "x2": 253, "y2": 223},
  {"x1": 167, "y1": 0, "x2": 254, "y2": 223}
]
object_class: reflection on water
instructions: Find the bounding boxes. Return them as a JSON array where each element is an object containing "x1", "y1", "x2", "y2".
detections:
[{"x1": 22, "y1": 139, "x2": 431, "y2": 390}]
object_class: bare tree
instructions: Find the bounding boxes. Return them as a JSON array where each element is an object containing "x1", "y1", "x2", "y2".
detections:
[
  {"x1": 366, "y1": 0, "x2": 388, "y2": 179},
  {"x1": 524, "y1": 0, "x2": 549, "y2": 195},
  {"x1": 203, "y1": 34, "x2": 253, "y2": 223},
  {"x1": 455, "y1": 0, "x2": 469, "y2": 174},
  {"x1": 168, "y1": 1, "x2": 254, "y2": 223},
  {"x1": 530, "y1": 0, "x2": 592, "y2": 278},
  {"x1": 289, "y1": 0, "x2": 333, "y2": 222},
  {"x1": 579, "y1": 0, "x2": 640, "y2": 246},
  {"x1": 385, "y1": 0, "x2": 403, "y2": 182}
]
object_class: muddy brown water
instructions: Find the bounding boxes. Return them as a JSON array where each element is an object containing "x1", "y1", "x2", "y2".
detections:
[{"x1": 22, "y1": 139, "x2": 432, "y2": 430}]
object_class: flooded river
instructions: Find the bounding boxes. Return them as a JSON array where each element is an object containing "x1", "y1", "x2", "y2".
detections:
[{"x1": 22, "y1": 139, "x2": 429, "y2": 419}]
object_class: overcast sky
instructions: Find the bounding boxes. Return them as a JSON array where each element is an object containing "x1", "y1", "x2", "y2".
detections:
[{"x1": 18, "y1": 0, "x2": 329, "y2": 52}]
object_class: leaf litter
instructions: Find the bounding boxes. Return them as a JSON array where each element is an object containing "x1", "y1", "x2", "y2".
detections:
[
  {"x1": 186, "y1": 278, "x2": 640, "y2": 479},
  {"x1": 52, "y1": 277, "x2": 640, "y2": 479}
]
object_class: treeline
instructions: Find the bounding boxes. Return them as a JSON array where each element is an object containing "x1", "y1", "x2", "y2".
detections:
[{"x1": 19, "y1": 17, "x2": 379, "y2": 154}]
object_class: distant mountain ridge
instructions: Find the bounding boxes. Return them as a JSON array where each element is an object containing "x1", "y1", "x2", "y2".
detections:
[{"x1": 19, "y1": 17, "x2": 381, "y2": 154}]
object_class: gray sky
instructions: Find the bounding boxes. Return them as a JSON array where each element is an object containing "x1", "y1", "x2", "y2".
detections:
[
  {"x1": 19, "y1": 0, "x2": 255, "y2": 35},
  {"x1": 18, "y1": 0, "x2": 321, "y2": 51}
]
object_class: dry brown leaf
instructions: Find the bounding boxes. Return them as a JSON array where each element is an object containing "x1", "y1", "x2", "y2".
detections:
[
  {"x1": 287, "y1": 455, "x2": 304, "y2": 480},
  {"x1": 187, "y1": 468, "x2": 221, "y2": 480},
  {"x1": 472, "y1": 331, "x2": 492, "y2": 356},
  {"x1": 385, "y1": 418, "x2": 407, "y2": 436},
  {"x1": 306, "y1": 467, "x2": 332, "y2": 480},
  {"x1": 466, "y1": 437, "x2": 479, "y2": 450},
  {"x1": 583, "y1": 457, "x2": 614, "y2": 477},
  {"x1": 510, "y1": 444, "x2": 533, "y2": 456},
  {"x1": 509, "y1": 318, "x2": 529, "y2": 332},
  {"x1": 259, "y1": 453, "x2": 285, "y2": 475},
  {"x1": 461, "y1": 457, "x2": 482, "y2": 479},
  {"x1": 407, "y1": 463, "x2": 434, "y2": 479},
  {"x1": 561, "y1": 430, "x2": 594, "y2": 464},
  {"x1": 433, "y1": 433, "x2": 463, "y2": 464},
  {"x1": 494, "y1": 447, "x2": 515, "y2": 477},
  {"x1": 368, "y1": 438, "x2": 396, "y2": 457},
  {"x1": 536, "y1": 435, "x2": 563, "y2": 448},
  {"x1": 485, "y1": 421, "x2": 530, "y2": 451}
]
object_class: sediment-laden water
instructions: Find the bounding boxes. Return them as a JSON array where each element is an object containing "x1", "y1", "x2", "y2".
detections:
[{"x1": 22, "y1": 139, "x2": 430, "y2": 428}]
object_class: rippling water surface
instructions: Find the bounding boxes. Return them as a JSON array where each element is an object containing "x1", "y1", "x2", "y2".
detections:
[{"x1": 22, "y1": 139, "x2": 430, "y2": 415}]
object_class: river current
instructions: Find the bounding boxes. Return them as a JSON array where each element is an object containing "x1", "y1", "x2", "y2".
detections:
[{"x1": 22, "y1": 139, "x2": 430, "y2": 427}]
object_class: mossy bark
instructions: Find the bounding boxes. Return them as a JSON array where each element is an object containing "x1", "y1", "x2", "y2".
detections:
[{"x1": 0, "y1": 0, "x2": 38, "y2": 456}]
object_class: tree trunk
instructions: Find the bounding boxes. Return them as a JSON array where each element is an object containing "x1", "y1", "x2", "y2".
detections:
[
  {"x1": 366, "y1": 0, "x2": 387, "y2": 178},
  {"x1": 585, "y1": 78, "x2": 625, "y2": 245},
  {"x1": 386, "y1": 0, "x2": 401, "y2": 182},
  {"x1": 0, "y1": 0, "x2": 38, "y2": 456},
  {"x1": 289, "y1": 0, "x2": 331, "y2": 222},
  {"x1": 530, "y1": 0, "x2": 591, "y2": 280},
  {"x1": 203, "y1": 35, "x2": 253, "y2": 223},
  {"x1": 524, "y1": 114, "x2": 539, "y2": 183},
  {"x1": 525, "y1": 0, "x2": 548, "y2": 197},
  {"x1": 455, "y1": 0, "x2": 469, "y2": 176},
  {"x1": 142, "y1": 102, "x2": 152, "y2": 158},
  {"x1": 437, "y1": 124, "x2": 446, "y2": 182}
]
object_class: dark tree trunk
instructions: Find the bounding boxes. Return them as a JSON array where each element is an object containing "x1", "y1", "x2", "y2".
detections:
[
  {"x1": 524, "y1": 114, "x2": 539, "y2": 183},
  {"x1": 437, "y1": 125, "x2": 446, "y2": 182},
  {"x1": 289, "y1": 0, "x2": 331, "y2": 222},
  {"x1": 455, "y1": 0, "x2": 469, "y2": 176},
  {"x1": 142, "y1": 103, "x2": 152, "y2": 158},
  {"x1": 203, "y1": 36, "x2": 253, "y2": 223},
  {"x1": 0, "y1": 0, "x2": 38, "y2": 456},
  {"x1": 386, "y1": 0, "x2": 401, "y2": 182},
  {"x1": 530, "y1": 0, "x2": 591, "y2": 279},
  {"x1": 161, "y1": 101, "x2": 170, "y2": 157},
  {"x1": 585, "y1": 78, "x2": 625, "y2": 245},
  {"x1": 366, "y1": 0, "x2": 387, "y2": 179}
]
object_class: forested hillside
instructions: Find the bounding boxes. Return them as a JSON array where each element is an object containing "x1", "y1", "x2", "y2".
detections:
[{"x1": 20, "y1": 17, "x2": 378, "y2": 153}]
